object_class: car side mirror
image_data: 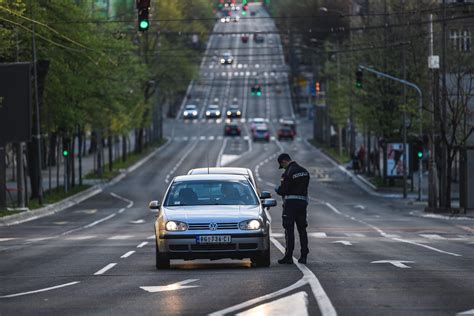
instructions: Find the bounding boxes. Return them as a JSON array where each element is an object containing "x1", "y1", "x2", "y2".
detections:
[
  {"x1": 260, "y1": 191, "x2": 272, "y2": 199},
  {"x1": 149, "y1": 200, "x2": 161, "y2": 210},
  {"x1": 262, "y1": 198, "x2": 277, "y2": 208}
]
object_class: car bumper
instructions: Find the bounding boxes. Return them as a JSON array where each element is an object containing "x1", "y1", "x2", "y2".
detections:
[{"x1": 157, "y1": 232, "x2": 268, "y2": 260}]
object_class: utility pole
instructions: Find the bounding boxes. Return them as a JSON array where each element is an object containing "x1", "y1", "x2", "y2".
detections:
[
  {"x1": 401, "y1": 0, "x2": 408, "y2": 199},
  {"x1": 440, "y1": 0, "x2": 448, "y2": 209}
]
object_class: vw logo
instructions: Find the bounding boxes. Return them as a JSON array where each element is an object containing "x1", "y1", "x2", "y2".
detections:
[{"x1": 209, "y1": 223, "x2": 218, "y2": 231}]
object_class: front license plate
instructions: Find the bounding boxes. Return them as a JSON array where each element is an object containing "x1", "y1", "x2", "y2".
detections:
[{"x1": 196, "y1": 235, "x2": 231, "y2": 244}]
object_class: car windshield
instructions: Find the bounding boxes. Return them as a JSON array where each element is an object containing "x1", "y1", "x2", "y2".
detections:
[
  {"x1": 164, "y1": 180, "x2": 259, "y2": 206},
  {"x1": 185, "y1": 105, "x2": 196, "y2": 110},
  {"x1": 208, "y1": 105, "x2": 219, "y2": 110}
]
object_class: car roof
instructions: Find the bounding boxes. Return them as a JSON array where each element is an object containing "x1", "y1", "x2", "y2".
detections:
[
  {"x1": 256, "y1": 126, "x2": 268, "y2": 131},
  {"x1": 174, "y1": 173, "x2": 248, "y2": 182},
  {"x1": 185, "y1": 104, "x2": 197, "y2": 108},
  {"x1": 208, "y1": 104, "x2": 219, "y2": 108},
  {"x1": 229, "y1": 105, "x2": 239, "y2": 108},
  {"x1": 188, "y1": 167, "x2": 251, "y2": 176}
]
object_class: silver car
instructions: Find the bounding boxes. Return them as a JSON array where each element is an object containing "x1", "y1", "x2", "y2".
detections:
[{"x1": 150, "y1": 174, "x2": 277, "y2": 269}]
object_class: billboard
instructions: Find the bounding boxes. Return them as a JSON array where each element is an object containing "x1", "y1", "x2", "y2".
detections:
[
  {"x1": 386, "y1": 143, "x2": 411, "y2": 177},
  {"x1": 0, "y1": 63, "x2": 32, "y2": 144}
]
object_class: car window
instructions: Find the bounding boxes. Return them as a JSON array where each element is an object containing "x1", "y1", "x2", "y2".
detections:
[{"x1": 164, "y1": 180, "x2": 259, "y2": 206}]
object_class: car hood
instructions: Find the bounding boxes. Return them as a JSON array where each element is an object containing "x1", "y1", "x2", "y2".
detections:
[{"x1": 162, "y1": 205, "x2": 261, "y2": 222}]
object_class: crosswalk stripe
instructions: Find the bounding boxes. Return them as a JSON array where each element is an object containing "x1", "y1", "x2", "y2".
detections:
[
  {"x1": 345, "y1": 233, "x2": 366, "y2": 238},
  {"x1": 108, "y1": 235, "x2": 134, "y2": 240},
  {"x1": 309, "y1": 232, "x2": 327, "y2": 238}
]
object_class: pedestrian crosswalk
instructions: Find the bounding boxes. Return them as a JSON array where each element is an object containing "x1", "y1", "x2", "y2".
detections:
[
  {"x1": 167, "y1": 135, "x2": 304, "y2": 142},
  {"x1": 271, "y1": 232, "x2": 474, "y2": 242}
]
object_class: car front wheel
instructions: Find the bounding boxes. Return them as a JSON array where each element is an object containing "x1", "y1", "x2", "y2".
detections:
[
  {"x1": 252, "y1": 240, "x2": 271, "y2": 268},
  {"x1": 155, "y1": 240, "x2": 170, "y2": 269}
]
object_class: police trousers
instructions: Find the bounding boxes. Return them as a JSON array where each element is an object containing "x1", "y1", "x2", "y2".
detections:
[{"x1": 282, "y1": 199, "x2": 309, "y2": 257}]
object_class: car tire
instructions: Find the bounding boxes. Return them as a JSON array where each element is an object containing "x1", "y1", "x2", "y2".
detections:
[
  {"x1": 252, "y1": 242, "x2": 271, "y2": 267},
  {"x1": 155, "y1": 240, "x2": 170, "y2": 269}
]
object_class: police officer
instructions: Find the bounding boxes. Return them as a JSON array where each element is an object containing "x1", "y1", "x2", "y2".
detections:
[{"x1": 275, "y1": 153, "x2": 310, "y2": 264}]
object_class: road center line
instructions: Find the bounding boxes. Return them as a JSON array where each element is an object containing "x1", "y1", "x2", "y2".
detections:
[
  {"x1": 0, "y1": 281, "x2": 80, "y2": 298},
  {"x1": 94, "y1": 263, "x2": 117, "y2": 275},
  {"x1": 110, "y1": 192, "x2": 134, "y2": 208}
]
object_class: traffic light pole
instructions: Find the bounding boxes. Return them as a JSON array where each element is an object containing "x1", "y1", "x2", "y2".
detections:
[{"x1": 359, "y1": 65, "x2": 423, "y2": 201}]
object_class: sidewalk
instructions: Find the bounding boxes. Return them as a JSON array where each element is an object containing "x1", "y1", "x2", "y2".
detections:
[{"x1": 4, "y1": 132, "x2": 137, "y2": 207}]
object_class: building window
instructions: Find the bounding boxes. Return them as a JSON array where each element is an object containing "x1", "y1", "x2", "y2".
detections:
[{"x1": 450, "y1": 29, "x2": 471, "y2": 52}]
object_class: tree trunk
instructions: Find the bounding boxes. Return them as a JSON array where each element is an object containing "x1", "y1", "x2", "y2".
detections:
[
  {"x1": 122, "y1": 134, "x2": 127, "y2": 162},
  {"x1": 337, "y1": 125, "x2": 343, "y2": 157},
  {"x1": 108, "y1": 135, "x2": 113, "y2": 172},
  {"x1": 26, "y1": 141, "x2": 40, "y2": 199},
  {"x1": 49, "y1": 132, "x2": 57, "y2": 166},
  {"x1": 78, "y1": 127, "x2": 83, "y2": 186},
  {"x1": 71, "y1": 136, "x2": 76, "y2": 188}
]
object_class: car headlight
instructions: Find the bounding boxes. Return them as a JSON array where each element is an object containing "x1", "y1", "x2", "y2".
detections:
[
  {"x1": 184, "y1": 112, "x2": 188, "y2": 116},
  {"x1": 193, "y1": 111, "x2": 198, "y2": 115},
  {"x1": 220, "y1": 18, "x2": 226, "y2": 23},
  {"x1": 227, "y1": 59, "x2": 232, "y2": 63},
  {"x1": 216, "y1": 111, "x2": 221, "y2": 116},
  {"x1": 206, "y1": 111, "x2": 211, "y2": 116},
  {"x1": 166, "y1": 221, "x2": 188, "y2": 231},
  {"x1": 237, "y1": 111, "x2": 241, "y2": 115},
  {"x1": 239, "y1": 219, "x2": 262, "y2": 230},
  {"x1": 227, "y1": 111, "x2": 232, "y2": 116}
]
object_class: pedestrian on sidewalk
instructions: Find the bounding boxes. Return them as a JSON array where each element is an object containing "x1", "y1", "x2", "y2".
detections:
[
  {"x1": 357, "y1": 144, "x2": 366, "y2": 173},
  {"x1": 274, "y1": 153, "x2": 310, "y2": 264}
]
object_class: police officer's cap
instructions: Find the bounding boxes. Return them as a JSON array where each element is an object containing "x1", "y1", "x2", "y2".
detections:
[{"x1": 277, "y1": 153, "x2": 292, "y2": 169}]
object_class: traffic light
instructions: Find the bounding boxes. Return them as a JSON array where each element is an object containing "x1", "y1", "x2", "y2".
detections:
[
  {"x1": 63, "y1": 149, "x2": 69, "y2": 157},
  {"x1": 355, "y1": 68, "x2": 363, "y2": 89},
  {"x1": 417, "y1": 150, "x2": 423, "y2": 159},
  {"x1": 242, "y1": 0, "x2": 248, "y2": 15},
  {"x1": 250, "y1": 84, "x2": 261, "y2": 96},
  {"x1": 137, "y1": 0, "x2": 150, "y2": 32},
  {"x1": 315, "y1": 81, "x2": 321, "y2": 95}
]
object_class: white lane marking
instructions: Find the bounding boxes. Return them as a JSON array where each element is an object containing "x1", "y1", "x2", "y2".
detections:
[
  {"x1": 419, "y1": 234, "x2": 446, "y2": 240},
  {"x1": 74, "y1": 209, "x2": 97, "y2": 214},
  {"x1": 130, "y1": 219, "x2": 146, "y2": 224},
  {"x1": 110, "y1": 192, "x2": 134, "y2": 208},
  {"x1": 324, "y1": 202, "x2": 462, "y2": 257},
  {"x1": 120, "y1": 250, "x2": 135, "y2": 258},
  {"x1": 147, "y1": 235, "x2": 155, "y2": 240},
  {"x1": 371, "y1": 260, "x2": 414, "y2": 269},
  {"x1": 0, "y1": 281, "x2": 80, "y2": 298},
  {"x1": 354, "y1": 205, "x2": 365, "y2": 210},
  {"x1": 309, "y1": 232, "x2": 327, "y2": 238},
  {"x1": 165, "y1": 141, "x2": 199, "y2": 183},
  {"x1": 216, "y1": 137, "x2": 229, "y2": 167},
  {"x1": 65, "y1": 235, "x2": 96, "y2": 241},
  {"x1": 271, "y1": 232, "x2": 284, "y2": 238},
  {"x1": 457, "y1": 308, "x2": 474, "y2": 315},
  {"x1": 27, "y1": 237, "x2": 53, "y2": 242},
  {"x1": 209, "y1": 278, "x2": 307, "y2": 316},
  {"x1": 118, "y1": 208, "x2": 126, "y2": 214},
  {"x1": 137, "y1": 241, "x2": 148, "y2": 248},
  {"x1": 140, "y1": 279, "x2": 200, "y2": 293},
  {"x1": 345, "y1": 233, "x2": 366, "y2": 238},
  {"x1": 331, "y1": 240, "x2": 353, "y2": 246},
  {"x1": 236, "y1": 291, "x2": 308, "y2": 316},
  {"x1": 0, "y1": 238, "x2": 16, "y2": 242},
  {"x1": 94, "y1": 263, "x2": 117, "y2": 275},
  {"x1": 108, "y1": 235, "x2": 133, "y2": 240},
  {"x1": 270, "y1": 237, "x2": 337, "y2": 316}
]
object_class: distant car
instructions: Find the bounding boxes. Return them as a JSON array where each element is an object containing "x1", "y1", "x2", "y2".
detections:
[
  {"x1": 226, "y1": 105, "x2": 242, "y2": 118},
  {"x1": 224, "y1": 121, "x2": 241, "y2": 136},
  {"x1": 220, "y1": 52, "x2": 233, "y2": 65},
  {"x1": 205, "y1": 105, "x2": 221, "y2": 118},
  {"x1": 277, "y1": 126, "x2": 295, "y2": 141},
  {"x1": 279, "y1": 117, "x2": 296, "y2": 135},
  {"x1": 231, "y1": 16, "x2": 240, "y2": 23},
  {"x1": 254, "y1": 32, "x2": 264, "y2": 43},
  {"x1": 250, "y1": 10, "x2": 256, "y2": 16},
  {"x1": 151, "y1": 174, "x2": 276, "y2": 269},
  {"x1": 250, "y1": 118, "x2": 266, "y2": 131},
  {"x1": 183, "y1": 104, "x2": 198, "y2": 119},
  {"x1": 252, "y1": 125, "x2": 270, "y2": 142},
  {"x1": 241, "y1": 34, "x2": 249, "y2": 43},
  {"x1": 187, "y1": 167, "x2": 264, "y2": 196}
]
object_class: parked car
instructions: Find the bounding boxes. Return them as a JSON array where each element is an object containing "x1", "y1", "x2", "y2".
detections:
[{"x1": 150, "y1": 174, "x2": 276, "y2": 269}]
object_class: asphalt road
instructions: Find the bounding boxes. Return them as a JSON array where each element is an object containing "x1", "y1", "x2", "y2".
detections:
[{"x1": 1, "y1": 4, "x2": 473, "y2": 316}]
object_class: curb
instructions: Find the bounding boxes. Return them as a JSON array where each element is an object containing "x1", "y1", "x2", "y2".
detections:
[
  {"x1": 304, "y1": 139, "x2": 419, "y2": 200},
  {"x1": 0, "y1": 138, "x2": 171, "y2": 226}
]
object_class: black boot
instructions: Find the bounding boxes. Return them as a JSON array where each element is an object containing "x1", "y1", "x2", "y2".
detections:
[
  {"x1": 297, "y1": 255, "x2": 307, "y2": 264},
  {"x1": 278, "y1": 256, "x2": 293, "y2": 264}
]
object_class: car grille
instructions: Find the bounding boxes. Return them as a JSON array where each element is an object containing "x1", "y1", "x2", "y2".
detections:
[{"x1": 188, "y1": 222, "x2": 239, "y2": 230}]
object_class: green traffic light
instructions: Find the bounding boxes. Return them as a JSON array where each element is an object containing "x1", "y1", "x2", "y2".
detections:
[
  {"x1": 417, "y1": 151, "x2": 423, "y2": 158},
  {"x1": 63, "y1": 150, "x2": 69, "y2": 157},
  {"x1": 139, "y1": 20, "x2": 149, "y2": 30},
  {"x1": 242, "y1": 11, "x2": 246, "y2": 15},
  {"x1": 256, "y1": 91, "x2": 261, "y2": 96},
  {"x1": 355, "y1": 82, "x2": 362, "y2": 89}
]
